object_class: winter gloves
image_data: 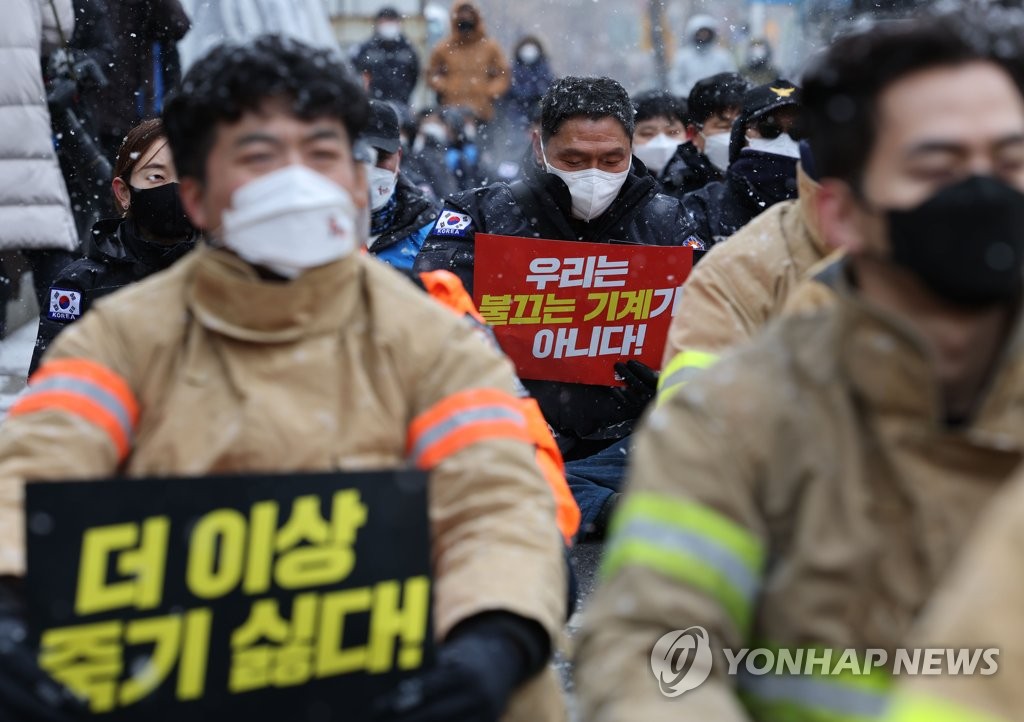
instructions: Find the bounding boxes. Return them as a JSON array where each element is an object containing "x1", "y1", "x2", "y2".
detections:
[{"x1": 373, "y1": 611, "x2": 549, "y2": 722}]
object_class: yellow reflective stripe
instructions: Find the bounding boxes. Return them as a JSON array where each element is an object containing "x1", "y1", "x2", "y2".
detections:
[
  {"x1": 657, "y1": 349, "x2": 719, "y2": 405},
  {"x1": 601, "y1": 492, "x2": 764, "y2": 633},
  {"x1": 882, "y1": 692, "x2": 1009, "y2": 722}
]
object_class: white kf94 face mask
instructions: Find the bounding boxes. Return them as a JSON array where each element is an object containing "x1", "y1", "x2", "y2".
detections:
[
  {"x1": 221, "y1": 165, "x2": 361, "y2": 279},
  {"x1": 633, "y1": 133, "x2": 680, "y2": 177},
  {"x1": 702, "y1": 131, "x2": 731, "y2": 172},
  {"x1": 745, "y1": 132, "x2": 801, "y2": 159},
  {"x1": 367, "y1": 165, "x2": 398, "y2": 211},
  {"x1": 543, "y1": 149, "x2": 631, "y2": 222}
]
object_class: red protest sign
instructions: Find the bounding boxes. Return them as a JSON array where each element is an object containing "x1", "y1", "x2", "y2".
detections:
[{"x1": 472, "y1": 234, "x2": 693, "y2": 386}]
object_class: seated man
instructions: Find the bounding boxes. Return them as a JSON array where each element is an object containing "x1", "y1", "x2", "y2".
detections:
[
  {"x1": 362, "y1": 100, "x2": 440, "y2": 271},
  {"x1": 578, "y1": 14, "x2": 1024, "y2": 721},
  {"x1": 630, "y1": 89, "x2": 689, "y2": 180},
  {"x1": 414, "y1": 75, "x2": 693, "y2": 539},
  {"x1": 679, "y1": 79, "x2": 803, "y2": 248},
  {"x1": 657, "y1": 144, "x2": 830, "y2": 402},
  {"x1": 0, "y1": 36, "x2": 566, "y2": 722},
  {"x1": 660, "y1": 72, "x2": 748, "y2": 199}
]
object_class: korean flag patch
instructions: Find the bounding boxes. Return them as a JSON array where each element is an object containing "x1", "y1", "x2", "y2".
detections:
[
  {"x1": 432, "y1": 209, "x2": 473, "y2": 237},
  {"x1": 48, "y1": 288, "x2": 82, "y2": 322}
]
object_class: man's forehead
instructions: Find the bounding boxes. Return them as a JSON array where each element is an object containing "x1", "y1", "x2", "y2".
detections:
[
  {"x1": 553, "y1": 116, "x2": 630, "y2": 143},
  {"x1": 638, "y1": 116, "x2": 682, "y2": 127},
  {"x1": 878, "y1": 62, "x2": 1024, "y2": 148},
  {"x1": 218, "y1": 105, "x2": 349, "y2": 143}
]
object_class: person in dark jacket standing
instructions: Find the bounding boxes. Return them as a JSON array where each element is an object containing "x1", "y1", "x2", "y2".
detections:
[
  {"x1": 30, "y1": 118, "x2": 197, "y2": 375},
  {"x1": 362, "y1": 101, "x2": 441, "y2": 270},
  {"x1": 415, "y1": 76, "x2": 693, "y2": 538},
  {"x1": 93, "y1": 0, "x2": 190, "y2": 160},
  {"x1": 660, "y1": 72, "x2": 748, "y2": 199},
  {"x1": 403, "y1": 107, "x2": 461, "y2": 202},
  {"x1": 679, "y1": 79, "x2": 803, "y2": 248},
  {"x1": 506, "y1": 35, "x2": 555, "y2": 131},
  {"x1": 352, "y1": 7, "x2": 420, "y2": 106}
]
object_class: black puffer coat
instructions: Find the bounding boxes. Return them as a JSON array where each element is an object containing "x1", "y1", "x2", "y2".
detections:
[
  {"x1": 413, "y1": 158, "x2": 693, "y2": 456},
  {"x1": 30, "y1": 217, "x2": 196, "y2": 374},
  {"x1": 658, "y1": 141, "x2": 722, "y2": 199},
  {"x1": 679, "y1": 150, "x2": 798, "y2": 248}
]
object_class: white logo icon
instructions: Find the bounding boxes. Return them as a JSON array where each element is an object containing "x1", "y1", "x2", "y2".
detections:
[{"x1": 650, "y1": 626, "x2": 713, "y2": 697}]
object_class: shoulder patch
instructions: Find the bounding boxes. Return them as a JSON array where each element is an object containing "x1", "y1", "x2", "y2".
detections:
[
  {"x1": 682, "y1": 235, "x2": 706, "y2": 251},
  {"x1": 432, "y1": 209, "x2": 473, "y2": 237},
  {"x1": 47, "y1": 288, "x2": 82, "y2": 322}
]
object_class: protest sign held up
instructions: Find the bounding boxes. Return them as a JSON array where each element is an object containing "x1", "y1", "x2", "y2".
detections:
[
  {"x1": 25, "y1": 471, "x2": 433, "y2": 721},
  {"x1": 473, "y1": 234, "x2": 694, "y2": 386}
]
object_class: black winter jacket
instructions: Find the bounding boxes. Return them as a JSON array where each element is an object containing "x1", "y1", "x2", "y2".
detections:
[
  {"x1": 413, "y1": 159, "x2": 692, "y2": 456},
  {"x1": 659, "y1": 141, "x2": 722, "y2": 199},
  {"x1": 30, "y1": 218, "x2": 196, "y2": 374},
  {"x1": 403, "y1": 138, "x2": 461, "y2": 203},
  {"x1": 370, "y1": 174, "x2": 440, "y2": 252},
  {"x1": 352, "y1": 34, "x2": 420, "y2": 105},
  {"x1": 680, "y1": 150, "x2": 799, "y2": 248}
]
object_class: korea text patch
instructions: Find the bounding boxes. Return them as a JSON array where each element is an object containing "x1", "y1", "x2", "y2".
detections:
[
  {"x1": 48, "y1": 288, "x2": 82, "y2": 322},
  {"x1": 432, "y1": 210, "x2": 473, "y2": 237}
]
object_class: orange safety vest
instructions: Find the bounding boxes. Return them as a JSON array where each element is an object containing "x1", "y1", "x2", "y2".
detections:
[{"x1": 416, "y1": 270, "x2": 581, "y2": 544}]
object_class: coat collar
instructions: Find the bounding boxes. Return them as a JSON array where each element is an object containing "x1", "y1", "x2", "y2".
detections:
[
  {"x1": 818, "y1": 264, "x2": 1024, "y2": 436},
  {"x1": 186, "y1": 244, "x2": 360, "y2": 343}
]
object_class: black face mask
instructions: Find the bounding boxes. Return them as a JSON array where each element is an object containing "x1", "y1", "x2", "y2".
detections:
[
  {"x1": 128, "y1": 182, "x2": 195, "y2": 239},
  {"x1": 457, "y1": 20, "x2": 476, "y2": 32},
  {"x1": 886, "y1": 175, "x2": 1024, "y2": 308}
]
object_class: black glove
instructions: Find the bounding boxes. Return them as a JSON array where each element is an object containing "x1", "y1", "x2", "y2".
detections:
[
  {"x1": 372, "y1": 612, "x2": 548, "y2": 722},
  {"x1": 0, "y1": 580, "x2": 86, "y2": 722},
  {"x1": 612, "y1": 359, "x2": 660, "y2": 415}
]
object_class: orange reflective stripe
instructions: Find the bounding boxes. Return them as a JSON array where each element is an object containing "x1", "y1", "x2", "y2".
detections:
[
  {"x1": 30, "y1": 359, "x2": 140, "y2": 426},
  {"x1": 520, "y1": 398, "x2": 579, "y2": 543},
  {"x1": 418, "y1": 270, "x2": 485, "y2": 323},
  {"x1": 12, "y1": 359, "x2": 139, "y2": 460},
  {"x1": 11, "y1": 392, "x2": 132, "y2": 459},
  {"x1": 408, "y1": 389, "x2": 531, "y2": 468}
]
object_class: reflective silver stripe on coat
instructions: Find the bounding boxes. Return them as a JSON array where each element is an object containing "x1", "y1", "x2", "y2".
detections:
[
  {"x1": 660, "y1": 364, "x2": 710, "y2": 392},
  {"x1": 740, "y1": 671, "x2": 888, "y2": 719},
  {"x1": 612, "y1": 518, "x2": 760, "y2": 604},
  {"x1": 410, "y1": 405, "x2": 526, "y2": 463},
  {"x1": 28, "y1": 376, "x2": 135, "y2": 442}
]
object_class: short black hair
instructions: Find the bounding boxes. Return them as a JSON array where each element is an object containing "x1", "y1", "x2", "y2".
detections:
[
  {"x1": 803, "y1": 12, "x2": 1024, "y2": 189},
  {"x1": 539, "y1": 76, "x2": 635, "y2": 142},
  {"x1": 687, "y1": 72, "x2": 749, "y2": 126},
  {"x1": 632, "y1": 89, "x2": 688, "y2": 126},
  {"x1": 163, "y1": 35, "x2": 369, "y2": 182}
]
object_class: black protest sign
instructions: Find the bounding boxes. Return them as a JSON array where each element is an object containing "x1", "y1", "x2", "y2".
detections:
[{"x1": 25, "y1": 470, "x2": 433, "y2": 721}]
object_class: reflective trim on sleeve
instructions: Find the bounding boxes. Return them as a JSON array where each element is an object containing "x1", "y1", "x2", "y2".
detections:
[
  {"x1": 740, "y1": 672, "x2": 888, "y2": 722},
  {"x1": 12, "y1": 358, "x2": 139, "y2": 459},
  {"x1": 407, "y1": 388, "x2": 532, "y2": 468},
  {"x1": 657, "y1": 349, "x2": 719, "y2": 405},
  {"x1": 601, "y1": 491, "x2": 764, "y2": 632},
  {"x1": 881, "y1": 691, "x2": 1008, "y2": 722},
  {"x1": 736, "y1": 643, "x2": 893, "y2": 722}
]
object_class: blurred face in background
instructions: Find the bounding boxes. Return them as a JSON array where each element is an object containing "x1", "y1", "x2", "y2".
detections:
[
  {"x1": 376, "y1": 18, "x2": 401, "y2": 40},
  {"x1": 691, "y1": 107, "x2": 740, "y2": 152},
  {"x1": 633, "y1": 115, "x2": 687, "y2": 146}
]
